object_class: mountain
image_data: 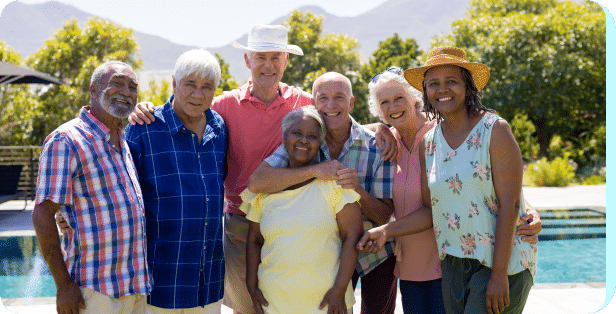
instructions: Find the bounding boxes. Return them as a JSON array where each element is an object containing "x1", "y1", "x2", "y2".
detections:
[{"x1": 0, "y1": 0, "x2": 467, "y2": 83}]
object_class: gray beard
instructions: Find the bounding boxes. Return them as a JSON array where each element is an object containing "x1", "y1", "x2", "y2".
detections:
[{"x1": 100, "y1": 91, "x2": 135, "y2": 119}]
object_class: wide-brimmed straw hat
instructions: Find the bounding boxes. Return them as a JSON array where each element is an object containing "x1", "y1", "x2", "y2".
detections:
[
  {"x1": 404, "y1": 47, "x2": 490, "y2": 92},
  {"x1": 231, "y1": 24, "x2": 303, "y2": 55}
]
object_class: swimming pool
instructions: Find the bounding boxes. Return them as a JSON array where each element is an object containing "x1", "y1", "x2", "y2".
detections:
[{"x1": 0, "y1": 236, "x2": 606, "y2": 299}]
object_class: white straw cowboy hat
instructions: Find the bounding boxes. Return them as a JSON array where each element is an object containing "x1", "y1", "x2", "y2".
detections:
[
  {"x1": 404, "y1": 47, "x2": 490, "y2": 92},
  {"x1": 232, "y1": 24, "x2": 304, "y2": 55}
]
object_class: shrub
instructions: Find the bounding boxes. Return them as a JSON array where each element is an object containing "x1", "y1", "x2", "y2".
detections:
[
  {"x1": 510, "y1": 113, "x2": 539, "y2": 161},
  {"x1": 582, "y1": 175, "x2": 606, "y2": 185},
  {"x1": 578, "y1": 155, "x2": 606, "y2": 185},
  {"x1": 524, "y1": 153, "x2": 576, "y2": 187}
]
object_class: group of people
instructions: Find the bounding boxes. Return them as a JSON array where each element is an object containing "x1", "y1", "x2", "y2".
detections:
[{"x1": 32, "y1": 23, "x2": 541, "y2": 314}]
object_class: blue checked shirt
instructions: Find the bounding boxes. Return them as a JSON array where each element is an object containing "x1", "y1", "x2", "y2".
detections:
[
  {"x1": 125, "y1": 97, "x2": 227, "y2": 308},
  {"x1": 265, "y1": 116, "x2": 395, "y2": 276}
]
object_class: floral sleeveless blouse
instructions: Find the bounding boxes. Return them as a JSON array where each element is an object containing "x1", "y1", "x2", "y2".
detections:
[{"x1": 424, "y1": 113, "x2": 537, "y2": 280}]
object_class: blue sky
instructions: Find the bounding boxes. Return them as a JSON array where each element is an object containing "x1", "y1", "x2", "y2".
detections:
[{"x1": 1, "y1": 0, "x2": 389, "y2": 47}]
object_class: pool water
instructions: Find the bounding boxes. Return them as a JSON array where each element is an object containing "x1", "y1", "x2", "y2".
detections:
[
  {"x1": 534, "y1": 238, "x2": 606, "y2": 283},
  {"x1": 0, "y1": 237, "x2": 607, "y2": 299}
]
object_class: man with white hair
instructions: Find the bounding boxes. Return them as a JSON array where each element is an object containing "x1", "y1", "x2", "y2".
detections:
[
  {"x1": 124, "y1": 49, "x2": 227, "y2": 313},
  {"x1": 33, "y1": 61, "x2": 151, "y2": 313}
]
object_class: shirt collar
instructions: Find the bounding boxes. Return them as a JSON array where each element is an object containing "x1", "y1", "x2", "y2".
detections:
[
  {"x1": 162, "y1": 95, "x2": 184, "y2": 136},
  {"x1": 319, "y1": 115, "x2": 367, "y2": 161},
  {"x1": 348, "y1": 115, "x2": 368, "y2": 144},
  {"x1": 79, "y1": 106, "x2": 124, "y2": 139},
  {"x1": 240, "y1": 81, "x2": 288, "y2": 105},
  {"x1": 162, "y1": 94, "x2": 223, "y2": 137}
]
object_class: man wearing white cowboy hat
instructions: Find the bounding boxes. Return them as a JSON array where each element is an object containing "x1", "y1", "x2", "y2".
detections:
[{"x1": 217, "y1": 24, "x2": 315, "y2": 314}]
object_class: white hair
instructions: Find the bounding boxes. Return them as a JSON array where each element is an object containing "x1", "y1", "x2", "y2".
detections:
[
  {"x1": 174, "y1": 49, "x2": 221, "y2": 87},
  {"x1": 368, "y1": 71, "x2": 423, "y2": 123},
  {"x1": 90, "y1": 61, "x2": 133, "y2": 90},
  {"x1": 281, "y1": 105, "x2": 326, "y2": 143}
]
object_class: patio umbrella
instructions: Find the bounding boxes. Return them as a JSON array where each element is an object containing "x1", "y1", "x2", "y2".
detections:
[{"x1": 0, "y1": 61, "x2": 65, "y2": 85}]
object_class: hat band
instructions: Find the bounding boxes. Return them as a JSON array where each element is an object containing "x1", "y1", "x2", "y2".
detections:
[
  {"x1": 246, "y1": 42, "x2": 289, "y2": 50},
  {"x1": 425, "y1": 55, "x2": 468, "y2": 66}
]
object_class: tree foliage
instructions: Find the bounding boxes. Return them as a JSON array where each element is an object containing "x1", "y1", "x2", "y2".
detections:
[
  {"x1": 357, "y1": 33, "x2": 424, "y2": 123},
  {"x1": 138, "y1": 53, "x2": 238, "y2": 108},
  {"x1": 138, "y1": 78, "x2": 172, "y2": 108},
  {"x1": 282, "y1": 10, "x2": 374, "y2": 123},
  {"x1": 283, "y1": 10, "x2": 323, "y2": 88},
  {"x1": 19, "y1": 17, "x2": 141, "y2": 145},
  {"x1": 0, "y1": 40, "x2": 23, "y2": 65},
  {"x1": 215, "y1": 53, "x2": 239, "y2": 96},
  {"x1": 0, "y1": 41, "x2": 38, "y2": 145},
  {"x1": 360, "y1": 33, "x2": 423, "y2": 80},
  {"x1": 283, "y1": 10, "x2": 362, "y2": 90},
  {"x1": 434, "y1": 0, "x2": 606, "y2": 161}
]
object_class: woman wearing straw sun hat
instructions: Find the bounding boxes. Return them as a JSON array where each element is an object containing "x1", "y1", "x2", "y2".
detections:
[{"x1": 358, "y1": 47, "x2": 538, "y2": 314}]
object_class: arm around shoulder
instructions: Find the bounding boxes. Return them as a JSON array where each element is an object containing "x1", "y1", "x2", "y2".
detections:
[
  {"x1": 247, "y1": 161, "x2": 317, "y2": 193},
  {"x1": 248, "y1": 159, "x2": 346, "y2": 193}
]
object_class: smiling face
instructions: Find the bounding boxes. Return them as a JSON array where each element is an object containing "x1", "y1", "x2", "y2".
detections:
[
  {"x1": 284, "y1": 116, "x2": 322, "y2": 168},
  {"x1": 376, "y1": 82, "x2": 417, "y2": 129},
  {"x1": 172, "y1": 72, "x2": 216, "y2": 123},
  {"x1": 424, "y1": 65, "x2": 467, "y2": 116},
  {"x1": 313, "y1": 74, "x2": 354, "y2": 132},
  {"x1": 96, "y1": 65, "x2": 138, "y2": 119},
  {"x1": 245, "y1": 51, "x2": 288, "y2": 91}
]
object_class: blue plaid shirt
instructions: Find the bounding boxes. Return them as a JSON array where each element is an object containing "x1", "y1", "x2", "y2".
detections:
[
  {"x1": 265, "y1": 116, "x2": 395, "y2": 276},
  {"x1": 125, "y1": 97, "x2": 227, "y2": 308}
]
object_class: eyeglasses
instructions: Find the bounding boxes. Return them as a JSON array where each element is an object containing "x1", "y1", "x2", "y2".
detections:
[{"x1": 371, "y1": 66, "x2": 403, "y2": 83}]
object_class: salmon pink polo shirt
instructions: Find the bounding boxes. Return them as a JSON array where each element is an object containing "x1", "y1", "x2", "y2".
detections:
[{"x1": 211, "y1": 81, "x2": 313, "y2": 215}]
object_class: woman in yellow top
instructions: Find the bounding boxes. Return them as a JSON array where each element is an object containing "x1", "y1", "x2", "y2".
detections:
[{"x1": 243, "y1": 105, "x2": 363, "y2": 314}]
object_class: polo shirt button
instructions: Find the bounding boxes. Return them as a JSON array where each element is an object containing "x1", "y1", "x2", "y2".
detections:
[
  {"x1": 205, "y1": 222, "x2": 208, "y2": 225},
  {"x1": 206, "y1": 198, "x2": 209, "y2": 202},
  {"x1": 201, "y1": 175, "x2": 204, "y2": 179},
  {"x1": 192, "y1": 134, "x2": 195, "y2": 137},
  {"x1": 198, "y1": 155, "x2": 200, "y2": 158},
  {"x1": 203, "y1": 246, "x2": 207, "y2": 250}
]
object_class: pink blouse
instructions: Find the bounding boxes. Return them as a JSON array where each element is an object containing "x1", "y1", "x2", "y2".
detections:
[{"x1": 392, "y1": 120, "x2": 442, "y2": 281}]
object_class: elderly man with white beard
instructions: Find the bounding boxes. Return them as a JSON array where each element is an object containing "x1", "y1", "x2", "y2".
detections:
[{"x1": 32, "y1": 61, "x2": 151, "y2": 314}]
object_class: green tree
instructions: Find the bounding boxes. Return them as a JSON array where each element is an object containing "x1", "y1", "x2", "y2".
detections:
[
  {"x1": 434, "y1": 0, "x2": 606, "y2": 160},
  {"x1": 139, "y1": 78, "x2": 172, "y2": 108},
  {"x1": 0, "y1": 41, "x2": 40, "y2": 145},
  {"x1": 138, "y1": 52, "x2": 237, "y2": 109},
  {"x1": 360, "y1": 33, "x2": 423, "y2": 80},
  {"x1": 21, "y1": 17, "x2": 141, "y2": 145},
  {"x1": 215, "y1": 53, "x2": 239, "y2": 96},
  {"x1": 283, "y1": 10, "x2": 323, "y2": 87},
  {"x1": 0, "y1": 40, "x2": 22, "y2": 64},
  {"x1": 282, "y1": 10, "x2": 372, "y2": 123},
  {"x1": 358, "y1": 33, "x2": 424, "y2": 123}
]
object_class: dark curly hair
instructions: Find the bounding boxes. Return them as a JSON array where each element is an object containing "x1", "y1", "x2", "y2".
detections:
[{"x1": 421, "y1": 66, "x2": 493, "y2": 122}]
